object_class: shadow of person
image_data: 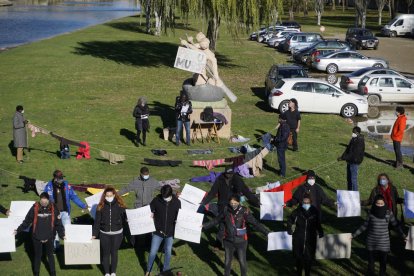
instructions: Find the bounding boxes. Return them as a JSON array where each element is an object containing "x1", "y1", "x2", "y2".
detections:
[
  {"x1": 149, "y1": 101, "x2": 176, "y2": 129},
  {"x1": 8, "y1": 140, "x2": 16, "y2": 157},
  {"x1": 120, "y1": 128, "x2": 136, "y2": 145}
]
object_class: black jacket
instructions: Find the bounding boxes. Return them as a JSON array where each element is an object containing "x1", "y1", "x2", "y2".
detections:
[
  {"x1": 274, "y1": 121, "x2": 290, "y2": 150},
  {"x1": 93, "y1": 199, "x2": 126, "y2": 237},
  {"x1": 361, "y1": 184, "x2": 404, "y2": 218},
  {"x1": 340, "y1": 135, "x2": 365, "y2": 164},
  {"x1": 17, "y1": 203, "x2": 64, "y2": 241},
  {"x1": 203, "y1": 205, "x2": 269, "y2": 243},
  {"x1": 287, "y1": 205, "x2": 323, "y2": 260},
  {"x1": 0, "y1": 204, "x2": 8, "y2": 215},
  {"x1": 150, "y1": 195, "x2": 181, "y2": 238},
  {"x1": 286, "y1": 182, "x2": 335, "y2": 212},
  {"x1": 175, "y1": 98, "x2": 193, "y2": 122},
  {"x1": 201, "y1": 172, "x2": 260, "y2": 208}
]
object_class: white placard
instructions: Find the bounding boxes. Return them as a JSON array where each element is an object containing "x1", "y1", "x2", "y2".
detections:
[
  {"x1": 9, "y1": 201, "x2": 35, "y2": 217},
  {"x1": 174, "y1": 46, "x2": 207, "y2": 74},
  {"x1": 85, "y1": 191, "x2": 103, "y2": 219},
  {"x1": 315, "y1": 233, "x2": 352, "y2": 259},
  {"x1": 260, "y1": 192, "x2": 284, "y2": 221},
  {"x1": 337, "y1": 190, "x2": 361, "y2": 217},
  {"x1": 179, "y1": 197, "x2": 200, "y2": 213},
  {"x1": 0, "y1": 218, "x2": 16, "y2": 253},
  {"x1": 267, "y1": 231, "x2": 292, "y2": 251},
  {"x1": 65, "y1": 239, "x2": 100, "y2": 265},
  {"x1": 126, "y1": 206, "x2": 155, "y2": 235},
  {"x1": 180, "y1": 184, "x2": 206, "y2": 206},
  {"x1": 174, "y1": 209, "x2": 204, "y2": 243},
  {"x1": 406, "y1": 226, "x2": 414, "y2": 251},
  {"x1": 65, "y1": 224, "x2": 92, "y2": 243},
  {"x1": 404, "y1": 189, "x2": 414, "y2": 219}
]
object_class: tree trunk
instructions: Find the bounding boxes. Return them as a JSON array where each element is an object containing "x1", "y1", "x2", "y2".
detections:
[
  {"x1": 154, "y1": 11, "x2": 161, "y2": 36},
  {"x1": 361, "y1": 12, "x2": 366, "y2": 28},
  {"x1": 332, "y1": 0, "x2": 336, "y2": 10},
  {"x1": 304, "y1": 0, "x2": 309, "y2": 15},
  {"x1": 317, "y1": 11, "x2": 322, "y2": 25},
  {"x1": 289, "y1": 8, "x2": 294, "y2": 20},
  {"x1": 207, "y1": 16, "x2": 220, "y2": 51},
  {"x1": 389, "y1": 0, "x2": 392, "y2": 17},
  {"x1": 391, "y1": 0, "x2": 396, "y2": 18},
  {"x1": 378, "y1": 10, "x2": 382, "y2": 25},
  {"x1": 343, "y1": 0, "x2": 345, "y2": 11},
  {"x1": 145, "y1": 0, "x2": 151, "y2": 33}
]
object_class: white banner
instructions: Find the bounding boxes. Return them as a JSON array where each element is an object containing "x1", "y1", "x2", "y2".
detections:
[
  {"x1": 65, "y1": 225, "x2": 92, "y2": 243},
  {"x1": 174, "y1": 209, "x2": 204, "y2": 243},
  {"x1": 9, "y1": 201, "x2": 35, "y2": 231},
  {"x1": 405, "y1": 226, "x2": 414, "y2": 251},
  {"x1": 126, "y1": 206, "x2": 155, "y2": 235},
  {"x1": 260, "y1": 192, "x2": 284, "y2": 221},
  {"x1": 315, "y1": 233, "x2": 352, "y2": 259},
  {"x1": 267, "y1": 231, "x2": 292, "y2": 251},
  {"x1": 0, "y1": 218, "x2": 16, "y2": 253},
  {"x1": 65, "y1": 239, "x2": 100, "y2": 265},
  {"x1": 404, "y1": 189, "x2": 414, "y2": 219},
  {"x1": 337, "y1": 190, "x2": 361, "y2": 217},
  {"x1": 85, "y1": 191, "x2": 103, "y2": 219},
  {"x1": 179, "y1": 197, "x2": 200, "y2": 213},
  {"x1": 174, "y1": 46, "x2": 207, "y2": 74},
  {"x1": 180, "y1": 184, "x2": 206, "y2": 206}
]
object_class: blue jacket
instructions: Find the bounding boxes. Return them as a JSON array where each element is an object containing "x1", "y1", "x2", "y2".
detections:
[{"x1": 44, "y1": 180, "x2": 87, "y2": 215}]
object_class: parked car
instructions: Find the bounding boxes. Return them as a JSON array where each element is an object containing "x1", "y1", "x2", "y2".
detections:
[
  {"x1": 312, "y1": 51, "x2": 389, "y2": 74},
  {"x1": 267, "y1": 30, "x2": 300, "y2": 47},
  {"x1": 293, "y1": 39, "x2": 351, "y2": 64},
  {"x1": 340, "y1": 67, "x2": 410, "y2": 92},
  {"x1": 264, "y1": 65, "x2": 308, "y2": 96},
  {"x1": 249, "y1": 27, "x2": 267, "y2": 40},
  {"x1": 259, "y1": 27, "x2": 286, "y2": 43},
  {"x1": 277, "y1": 33, "x2": 296, "y2": 51},
  {"x1": 280, "y1": 21, "x2": 302, "y2": 31},
  {"x1": 346, "y1": 28, "x2": 379, "y2": 50},
  {"x1": 357, "y1": 74, "x2": 414, "y2": 105},
  {"x1": 268, "y1": 78, "x2": 368, "y2": 118},
  {"x1": 381, "y1": 14, "x2": 414, "y2": 37},
  {"x1": 282, "y1": 33, "x2": 324, "y2": 53}
]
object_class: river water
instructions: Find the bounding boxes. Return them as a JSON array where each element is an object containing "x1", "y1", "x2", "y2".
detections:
[{"x1": 0, "y1": 0, "x2": 140, "y2": 49}]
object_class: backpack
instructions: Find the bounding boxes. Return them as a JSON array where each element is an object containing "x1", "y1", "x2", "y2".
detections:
[{"x1": 200, "y1": 106, "x2": 214, "y2": 122}]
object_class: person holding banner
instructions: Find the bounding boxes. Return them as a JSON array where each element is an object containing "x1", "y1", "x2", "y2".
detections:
[
  {"x1": 202, "y1": 194, "x2": 269, "y2": 276},
  {"x1": 92, "y1": 187, "x2": 126, "y2": 276},
  {"x1": 175, "y1": 93, "x2": 192, "y2": 146},
  {"x1": 287, "y1": 193, "x2": 323, "y2": 276},
  {"x1": 146, "y1": 185, "x2": 181, "y2": 276},
  {"x1": 15, "y1": 192, "x2": 65, "y2": 276},
  {"x1": 351, "y1": 195, "x2": 406, "y2": 276},
  {"x1": 133, "y1": 96, "x2": 150, "y2": 147}
]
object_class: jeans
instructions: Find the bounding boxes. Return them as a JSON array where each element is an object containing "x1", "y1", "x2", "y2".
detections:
[
  {"x1": 276, "y1": 147, "x2": 287, "y2": 177},
  {"x1": 393, "y1": 141, "x2": 403, "y2": 165},
  {"x1": 100, "y1": 232, "x2": 123, "y2": 274},
  {"x1": 147, "y1": 234, "x2": 173, "y2": 273},
  {"x1": 346, "y1": 163, "x2": 359, "y2": 191},
  {"x1": 176, "y1": 120, "x2": 190, "y2": 145},
  {"x1": 224, "y1": 240, "x2": 247, "y2": 276},
  {"x1": 368, "y1": 250, "x2": 388, "y2": 276},
  {"x1": 33, "y1": 238, "x2": 55, "y2": 276},
  {"x1": 54, "y1": 211, "x2": 71, "y2": 248}
]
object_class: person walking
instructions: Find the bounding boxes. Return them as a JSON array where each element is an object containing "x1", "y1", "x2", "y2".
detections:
[
  {"x1": 287, "y1": 193, "x2": 324, "y2": 276},
  {"x1": 202, "y1": 195, "x2": 269, "y2": 276},
  {"x1": 15, "y1": 192, "x2": 65, "y2": 276},
  {"x1": 337, "y1": 126, "x2": 365, "y2": 191},
  {"x1": 274, "y1": 113, "x2": 290, "y2": 177},
  {"x1": 13, "y1": 105, "x2": 28, "y2": 163},
  {"x1": 351, "y1": 194, "x2": 406, "y2": 276},
  {"x1": 391, "y1": 106, "x2": 407, "y2": 169},
  {"x1": 93, "y1": 187, "x2": 126, "y2": 276},
  {"x1": 283, "y1": 98, "x2": 301, "y2": 151},
  {"x1": 175, "y1": 93, "x2": 192, "y2": 146},
  {"x1": 146, "y1": 185, "x2": 181, "y2": 276},
  {"x1": 133, "y1": 97, "x2": 150, "y2": 147}
]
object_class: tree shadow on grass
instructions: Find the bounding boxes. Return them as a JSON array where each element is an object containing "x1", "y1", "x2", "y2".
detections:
[{"x1": 105, "y1": 21, "x2": 197, "y2": 34}]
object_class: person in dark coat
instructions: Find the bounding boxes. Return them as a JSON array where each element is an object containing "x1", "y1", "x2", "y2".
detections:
[
  {"x1": 15, "y1": 192, "x2": 65, "y2": 276},
  {"x1": 13, "y1": 105, "x2": 28, "y2": 163},
  {"x1": 337, "y1": 126, "x2": 365, "y2": 191},
  {"x1": 92, "y1": 187, "x2": 126, "y2": 276},
  {"x1": 175, "y1": 93, "x2": 193, "y2": 146},
  {"x1": 146, "y1": 185, "x2": 181, "y2": 276},
  {"x1": 287, "y1": 193, "x2": 323, "y2": 276},
  {"x1": 203, "y1": 194, "x2": 269, "y2": 276},
  {"x1": 283, "y1": 98, "x2": 301, "y2": 151},
  {"x1": 351, "y1": 195, "x2": 406, "y2": 276},
  {"x1": 361, "y1": 173, "x2": 404, "y2": 220},
  {"x1": 133, "y1": 97, "x2": 150, "y2": 147},
  {"x1": 274, "y1": 113, "x2": 290, "y2": 177}
]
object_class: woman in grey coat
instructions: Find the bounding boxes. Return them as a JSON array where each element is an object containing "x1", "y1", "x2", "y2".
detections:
[
  {"x1": 351, "y1": 194, "x2": 406, "y2": 276},
  {"x1": 13, "y1": 105, "x2": 28, "y2": 163}
]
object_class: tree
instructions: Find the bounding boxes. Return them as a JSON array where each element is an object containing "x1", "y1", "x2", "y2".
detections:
[
  {"x1": 315, "y1": 0, "x2": 324, "y2": 25},
  {"x1": 355, "y1": 0, "x2": 370, "y2": 28},
  {"x1": 407, "y1": 0, "x2": 413, "y2": 13},
  {"x1": 376, "y1": 0, "x2": 387, "y2": 25}
]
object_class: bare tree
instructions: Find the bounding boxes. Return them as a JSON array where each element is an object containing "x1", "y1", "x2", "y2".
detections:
[
  {"x1": 289, "y1": 0, "x2": 295, "y2": 20},
  {"x1": 407, "y1": 0, "x2": 413, "y2": 13},
  {"x1": 315, "y1": 0, "x2": 324, "y2": 25},
  {"x1": 355, "y1": 0, "x2": 370, "y2": 28},
  {"x1": 376, "y1": 0, "x2": 387, "y2": 25}
]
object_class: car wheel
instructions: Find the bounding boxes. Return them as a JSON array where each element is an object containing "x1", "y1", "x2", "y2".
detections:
[
  {"x1": 341, "y1": 104, "x2": 357, "y2": 118},
  {"x1": 390, "y1": 31, "x2": 397, "y2": 37},
  {"x1": 367, "y1": 94, "x2": 381, "y2": 106},
  {"x1": 326, "y1": 64, "x2": 338, "y2": 74},
  {"x1": 326, "y1": 74, "x2": 338, "y2": 84},
  {"x1": 278, "y1": 100, "x2": 290, "y2": 113},
  {"x1": 367, "y1": 106, "x2": 380, "y2": 118},
  {"x1": 373, "y1": 63, "x2": 384, "y2": 68}
]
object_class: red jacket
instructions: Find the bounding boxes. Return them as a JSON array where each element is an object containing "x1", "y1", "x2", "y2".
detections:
[{"x1": 391, "y1": 114, "x2": 407, "y2": 142}]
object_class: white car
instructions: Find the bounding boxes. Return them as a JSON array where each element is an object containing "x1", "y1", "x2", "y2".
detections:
[
  {"x1": 357, "y1": 74, "x2": 414, "y2": 105},
  {"x1": 268, "y1": 78, "x2": 368, "y2": 117}
]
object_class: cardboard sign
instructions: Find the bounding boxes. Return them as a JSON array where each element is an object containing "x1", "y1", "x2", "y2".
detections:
[
  {"x1": 315, "y1": 233, "x2": 352, "y2": 259},
  {"x1": 174, "y1": 209, "x2": 204, "y2": 243},
  {"x1": 180, "y1": 184, "x2": 206, "y2": 206},
  {"x1": 337, "y1": 190, "x2": 361, "y2": 217},
  {"x1": 126, "y1": 206, "x2": 155, "y2": 235},
  {"x1": 174, "y1": 46, "x2": 206, "y2": 74},
  {"x1": 64, "y1": 239, "x2": 100, "y2": 265}
]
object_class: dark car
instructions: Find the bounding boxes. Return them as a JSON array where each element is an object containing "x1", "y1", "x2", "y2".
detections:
[
  {"x1": 293, "y1": 39, "x2": 351, "y2": 64},
  {"x1": 280, "y1": 21, "x2": 301, "y2": 31},
  {"x1": 264, "y1": 65, "x2": 308, "y2": 96},
  {"x1": 345, "y1": 28, "x2": 379, "y2": 50}
]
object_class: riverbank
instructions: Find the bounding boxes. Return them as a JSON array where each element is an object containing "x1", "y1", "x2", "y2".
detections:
[{"x1": 0, "y1": 0, "x2": 12, "y2": 6}]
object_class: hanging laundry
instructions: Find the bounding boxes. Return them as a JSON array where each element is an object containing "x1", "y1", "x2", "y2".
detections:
[
  {"x1": 151, "y1": 149, "x2": 168, "y2": 156},
  {"x1": 50, "y1": 132, "x2": 86, "y2": 148},
  {"x1": 244, "y1": 148, "x2": 261, "y2": 162},
  {"x1": 99, "y1": 150, "x2": 126, "y2": 165},
  {"x1": 225, "y1": 155, "x2": 244, "y2": 167},
  {"x1": 76, "y1": 141, "x2": 90, "y2": 159},
  {"x1": 265, "y1": 175, "x2": 307, "y2": 203},
  {"x1": 234, "y1": 163, "x2": 253, "y2": 178},
  {"x1": 187, "y1": 149, "x2": 213, "y2": 155},
  {"x1": 255, "y1": 181, "x2": 281, "y2": 194},
  {"x1": 245, "y1": 147, "x2": 269, "y2": 176},
  {"x1": 192, "y1": 159, "x2": 226, "y2": 170},
  {"x1": 213, "y1": 112, "x2": 228, "y2": 125},
  {"x1": 190, "y1": 171, "x2": 222, "y2": 183},
  {"x1": 71, "y1": 183, "x2": 107, "y2": 192},
  {"x1": 261, "y1": 132, "x2": 274, "y2": 151},
  {"x1": 27, "y1": 123, "x2": 50, "y2": 137},
  {"x1": 230, "y1": 135, "x2": 250, "y2": 143},
  {"x1": 143, "y1": 158, "x2": 182, "y2": 167},
  {"x1": 159, "y1": 179, "x2": 180, "y2": 189},
  {"x1": 228, "y1": 147, "x2": 241, "y2": 154}
]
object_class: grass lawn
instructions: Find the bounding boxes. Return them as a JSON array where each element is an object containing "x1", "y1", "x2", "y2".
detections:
[{"x1": 0, "y1": 10, "x2": 413, "y2": 276}]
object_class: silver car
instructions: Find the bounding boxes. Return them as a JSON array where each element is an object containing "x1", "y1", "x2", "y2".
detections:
[
  {"x1": 267, "y1": 30, "x2": 299, "y2": 47},
  {"x1": 283, "y1": 33, "x2": 323, "y2": 52},
  {"x1": 312, "y1": 51, "x2": 388, "y2": 74}
]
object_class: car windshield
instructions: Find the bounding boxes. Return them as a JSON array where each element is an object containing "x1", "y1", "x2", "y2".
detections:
[
  {"x1": 362, "y1": 30, "x2": 374, "y2": 36},
  {"x1": 360, "y1": 76, "x2": 370, "y2": 85},
  {"x1": 274, "y1": 80, "x2": 285, "y2": 88},
  {"x1": 350, "y1": 67, "x2": 375, "y2": 76},
  {"x1": 278, "y1": 69, "x2": 307, "y2": 79}
]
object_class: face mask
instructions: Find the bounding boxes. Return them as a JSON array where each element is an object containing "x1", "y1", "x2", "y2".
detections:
[
  {"x1": 55, "y1": 178, "x2": 64, "y2": 185},
  {"x1": 106, "y1": 197, "x2": 114, "y2": 203},
  {"x1": 352, "y1": 133, "x2": 358, "y2": 138},
  {"x1": 395, "y1": 111, "x2": 399, "y2": 116},
  {"x1": 379, "y1": 179, "x2": 388, "y2": 186},
  {"x1": 230, "y1": 204, "x2": 239, "y2": 210},
  {"x1": 302, "y1": 203, "x2": 311, "y2": 211},
  {"x1": 142, "y1": 175, "x2": 149, "y2": 180},
  {"x1": 40, "y1": 200, "x2": 49, "y2": 207},
  {"x1": 307, "y1": 179, "x2": 315, "y2": 186},
  {"x1": 21, "y1": 110, "x2": 25, "y2": 114},
  {"x1": 164, "y1": 196, "x2": 172, "y2": 202}
]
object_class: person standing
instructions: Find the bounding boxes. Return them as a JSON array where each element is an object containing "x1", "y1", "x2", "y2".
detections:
[
  {"x1": 13, "y1": 105, "x2": 28, "y2": 163},
  {"x1": 146, "y1": 185, "x2": 181, "y2": 276},
  {"x1": 337, "y1": 126, "x2": 365, "y2": 191},
  {"x1": 133, "y1": 97, "x2": 150, "y2": 147},
  {"x1": 274, "y1": 113, "x2": 290, "y2": 177},
  {"x1": 15, "y1": 192, "x2": 65, "y2": 276},
  {"x1": 93, "y1": 187, "x2": 126, "y2": 276},
  {"x1": 391, "y1": 106, "x2": 407, "y2": 169},
  {"x1": 203, "y1": 195, "x2": 269, "y2": 276},
  {"x1": 175, "y1": 93, "x2": 192, "y2": 146},
  {"x1": 43, "y1": 170, "x2": 88, "y2": 249},
  {"x1": 287, "y1": 194, "x2": 324, "y2": 276},
  {"x1": 283, "y1": 98, "x2": 301, "y2": 151},
  {"x1": 351, "y1": 195, "x2": 406, "y2": 276}
]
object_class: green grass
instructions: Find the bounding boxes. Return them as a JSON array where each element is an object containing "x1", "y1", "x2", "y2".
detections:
[{"x1": 0, "y1": 12, "x2": 413, "y2": 276}]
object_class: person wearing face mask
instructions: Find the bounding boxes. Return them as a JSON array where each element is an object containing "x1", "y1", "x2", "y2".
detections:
[
  {"x1": 337, "y1": 126, "x2": 365, "y2": 191},
  {"x1": 391, "y1": 106, "x2": 407, "y2": 169},
  {"x1": 287, "y1": 194, "x2": 323, "y2": 276},
  {"x1": 175, "y1": 92, "x2": 193, "y2": 146},
  {"x1": 351, "y1": 195, "x2": 406, "y2": 276},
  {"x1": 133, "y1": 97, "x2": 150, "y2": 147},
  {"x1": 15, "y1": 192, "x2": 65, "y2": 276},
  {"x1": 146, "y1": 185, "x2": 181, "y2": 276},
  {"x1": 92, "y1": 187, "x2": 126, "y2": 276},
  {"x1": 286, "y1": 170, "x2": 335, "y2": 217},
  {"x1": 202, "y1": 194, "x2": 269, "y2": 276},
  {"x1": 13, "y1": 105, "x2": 28, "y2": 163},
  {"x1": 361, "y1": 173, "x2": 404, "y2": 220},
  {"x1": 43, "y1": 170, "x2": 88, "y2": 249}
]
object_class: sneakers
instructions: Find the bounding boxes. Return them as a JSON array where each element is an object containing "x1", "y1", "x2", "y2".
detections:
[
  {"x1": 110, "y1": 273, "x2": 116, "y2": 276},
  {"x1": 104, "y1": 274, "x2": 110, "y2": 276}
]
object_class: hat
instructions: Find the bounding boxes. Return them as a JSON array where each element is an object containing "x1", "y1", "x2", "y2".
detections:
[
  {"x1": 39, "y1": 192, "x2": 49, "y2": 200},
  {"x1": 306, "y1": 170, "x2": 316, "y2": 178},
  {"x1": 53, "y1": 170, "x2": 64, "y2": 179}
]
